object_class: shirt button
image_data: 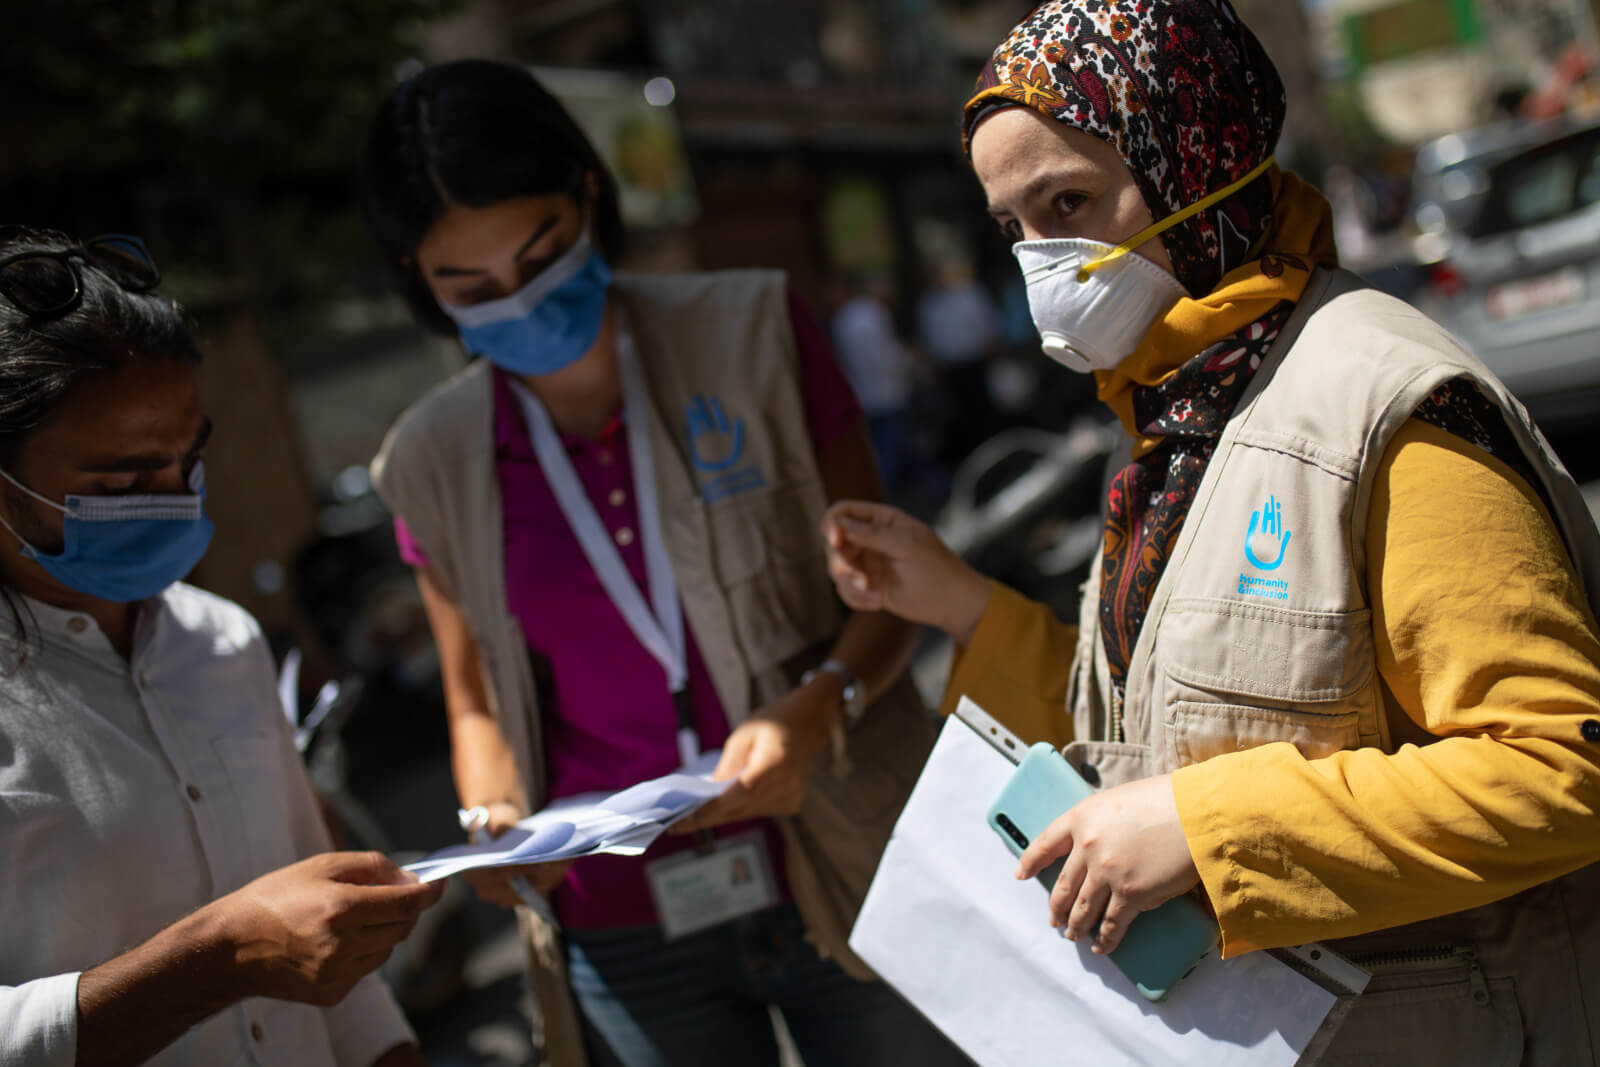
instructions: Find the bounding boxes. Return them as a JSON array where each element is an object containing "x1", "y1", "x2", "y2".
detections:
[
  {"x1": 609, "y1": 488, "x2": 627, "y2": 507},
  {"x1": 251, "y1": 1022, "x2": 264, "y2": 1042},
  {"x1": 186, "y1": 784, "x2": 203, "y2": 802},
  {"x1": 1583, "y1": 719, "x2": 1600, "y2": 743},
  {"x1": 598, "y1": 450, "x2": 614, "y2": 466},
  {"x1": 66, "y1": 617, "x2": 88, "y2": 635},
  {"x1": 615, "y1": 527, "x2": 635, "y2": 547}
]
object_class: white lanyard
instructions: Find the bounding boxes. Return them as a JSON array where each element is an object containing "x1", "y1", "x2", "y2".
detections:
[{"x1": 509, "y1": 333, "x2": 698, "y2": 765}]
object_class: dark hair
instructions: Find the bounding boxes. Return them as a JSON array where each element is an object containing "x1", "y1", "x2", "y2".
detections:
[
  {"x1": 0, "y1": 226, "x2": 200, "y2": 655},
  {"x1": 361, "y1": 60, "x2": 627, "y2": 336},
  {"x1": 0, "y1": 227, "x2": 201, "y2": 468}
]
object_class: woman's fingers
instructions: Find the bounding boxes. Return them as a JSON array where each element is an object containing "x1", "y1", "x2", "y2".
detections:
[
  {"x1": 823, "y1": 499, "x2": 902, "y2": 532},
  {"x1": 832, "y1": 513, "x2": 914, "y2": 558},
  {"x1": 526, "y1": 859, "x2": 575, "y2": 895},
  {"x1": 461, "y1": 869, "x2": 522, "y2": 909},
  {"x1": 482, "y1": 801, "x2": 523, "y2": 838},
  {"x1": 1016, "y1": 811, "x2": 1075, "y2": 881},
  {"x1": 824, "y1": 500, "x2": 925, "y2": 561},
  {"x1": 1062, "y1": 875, "x2": 1109, "y2": 941},
  {"x1": 825, "y1": 542, "x2": 886, "y2": 611},
  {"x1": 1047, "y1": 844, "x2": 1088, "y2": 928},
  {"x1": 826, "y1": 545, "x2": 875, "y2": 591},
  {"x1": 672, "y1": 781, "x2": 750, "y2": 832},
  {"x1": 1093, "y1": 893, "x2": 1140, "y2": 955}
]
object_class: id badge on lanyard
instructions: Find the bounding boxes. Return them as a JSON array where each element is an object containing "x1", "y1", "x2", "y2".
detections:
[{"x1": 645, "y1": 828, "x2": 780, "y2": 940}]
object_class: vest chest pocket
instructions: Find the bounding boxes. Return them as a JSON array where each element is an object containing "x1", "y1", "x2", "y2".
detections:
[
  {"x1": 706, "y1": 481, "x2": 842, "y2": 672},
  {"x1": 1158, "y1": 598, "x2": 1377, "y2": 767}
]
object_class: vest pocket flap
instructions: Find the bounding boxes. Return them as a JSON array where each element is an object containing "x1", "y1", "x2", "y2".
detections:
[
  {"x1": 706, "y1": 480, "x2": 830, "y2": 586},
  {"x1": 1316, "y1": 977, "x2": 1522, "y2": 1066},
  {"x1": 707, "y1": 480, "x2": 841, "y2": 671},
  {"x1": 1173, "y1": 701, "x2": 1361, "y2": 766},
  {"x1": 725, "y1": 559, "x2": 843, "y2": 673},
  {"x1": 1160, "y1": 597, "x2": 1375, "y2": 704},
  {"x1": 706, "y1": 501, "x2": 767, "y2": 585}
]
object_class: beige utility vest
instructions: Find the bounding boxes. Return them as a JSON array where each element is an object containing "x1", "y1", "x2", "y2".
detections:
[
  {"x1": 1066, "y1": 269, "x2": 1600, "y2": 1065},
  {"x1": 371, "y1": 270, "x2": 934, "y2": 1067}
]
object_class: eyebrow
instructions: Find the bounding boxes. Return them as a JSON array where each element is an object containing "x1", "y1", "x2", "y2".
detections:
[
  {"x1": 987, "y1": 167, "x2": 1099, "y2": 217},
  {"x1": 429, "y1": 219, "x2": 560, "y2": 278},
  {"x1": 78, "y1": 416, "x2": 214, "y2": 475}
]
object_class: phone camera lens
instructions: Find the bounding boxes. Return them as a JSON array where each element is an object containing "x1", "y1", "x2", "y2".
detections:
[{"x1": 995, "y1": 813, "x2": 1030, "y2": 849}]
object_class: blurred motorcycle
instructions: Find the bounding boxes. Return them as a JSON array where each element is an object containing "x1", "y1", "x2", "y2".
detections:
[{"x1": 935, "y1": 417, "x2": 1118, "y2": 622}]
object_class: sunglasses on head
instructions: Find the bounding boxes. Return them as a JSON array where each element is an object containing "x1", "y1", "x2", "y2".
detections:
[{"x1": 0, "y1": 233, "x2": 162, "y2": 321}]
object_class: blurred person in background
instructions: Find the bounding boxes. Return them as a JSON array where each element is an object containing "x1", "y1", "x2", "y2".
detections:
[
  {"x1": 0, "y1": 226, "x2": 439, "y2": 1067},
  {"x1": 823, "y1": 2, "x2": 1600, "y2": 1061},
  {"x1": 915, "y1": 254, "x2": 1002, "y2": 466},
  {"x1": 830, "y1": 274, "x2": 916, "y2": 500},
  {"x1": 360, "y1": 60, "x2": 968, "y2": 1067}
]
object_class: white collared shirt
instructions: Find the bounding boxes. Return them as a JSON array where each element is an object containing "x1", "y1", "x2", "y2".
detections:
[{"x1": 0, "y1": 583, "x2": 413, "y2": 1067}]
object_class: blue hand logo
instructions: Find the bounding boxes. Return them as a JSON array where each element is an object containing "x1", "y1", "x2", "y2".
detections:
[
  {"x1": 686, "y1": 395, "x2": 746, "y2": 472},
  {"x1": 1244, "y1": 494, "x2": 1292, "y2": 571}
]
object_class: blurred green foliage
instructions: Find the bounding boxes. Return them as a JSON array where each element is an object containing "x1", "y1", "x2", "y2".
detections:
[{"x1": 2, "y1": 0, "x2": 459, "y2": 332}]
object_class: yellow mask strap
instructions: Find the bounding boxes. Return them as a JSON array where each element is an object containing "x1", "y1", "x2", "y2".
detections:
[{"x1": 1076, "y1": 155, "x2": 1276, "y2": 282}]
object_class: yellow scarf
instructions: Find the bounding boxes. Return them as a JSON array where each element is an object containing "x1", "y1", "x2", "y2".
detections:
[{"x1": 1095, "y1": 168, "x2": 1339, "y2": 459}]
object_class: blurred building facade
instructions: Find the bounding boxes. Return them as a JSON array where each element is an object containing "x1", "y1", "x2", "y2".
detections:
[{"x1": 1316, "y1": 0, "x2": 1600, "y2": 142}]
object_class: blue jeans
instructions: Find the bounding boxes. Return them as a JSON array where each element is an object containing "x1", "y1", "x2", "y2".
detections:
[{"x1": 564, "y1": 902, "x2": 973, "y2": 1067}]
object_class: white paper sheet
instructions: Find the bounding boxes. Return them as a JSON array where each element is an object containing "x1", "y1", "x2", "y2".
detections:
[
  {"x1": 404, "y1": 752, "x2": 731, "y2": 882},
  {"x1": 849, "y1": 717, "x2": 1338, "y2": 1067}
]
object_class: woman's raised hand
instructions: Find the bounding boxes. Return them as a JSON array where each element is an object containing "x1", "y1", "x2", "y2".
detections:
[{"x1": 821, "y1": 501, "x2": 992, "y2": 646}]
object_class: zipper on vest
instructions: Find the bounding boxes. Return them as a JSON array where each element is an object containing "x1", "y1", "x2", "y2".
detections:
[
  {"x1": 1346, "y1": 945, "x2": 1491, "y2": 1006},
  {"x1": 1109, "y1": 686, "x2": 1125, "y2": 744}
]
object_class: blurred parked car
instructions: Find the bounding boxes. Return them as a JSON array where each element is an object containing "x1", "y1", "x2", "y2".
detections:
[
  {"x1": 1431, "y1": 121, "x2": 1600, "y2": 430},
  {"x1": 1410, "y1": 117, "x2": 1569, "y2": 267}
]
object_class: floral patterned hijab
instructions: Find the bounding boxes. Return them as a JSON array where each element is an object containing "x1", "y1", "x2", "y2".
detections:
[{"x1": 964, "y1": 0, "x2": 1285, "y2": 298}]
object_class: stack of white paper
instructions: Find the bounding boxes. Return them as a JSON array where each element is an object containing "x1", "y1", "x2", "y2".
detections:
[{"x1": 404, "y1": 754, "x2": 731, "y2": 883}]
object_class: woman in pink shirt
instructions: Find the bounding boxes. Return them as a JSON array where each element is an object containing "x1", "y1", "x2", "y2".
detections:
[{"x1": 360, "y1": 61, "x2": 968, "y2": 1067}]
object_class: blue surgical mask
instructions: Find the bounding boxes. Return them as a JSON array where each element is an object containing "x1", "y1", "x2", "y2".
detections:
[
  {"x1": 0, "y1": 461, "x2": 215, "y2": 603},
  {"x1": 437, "y1": 231, "x2": 613, "y2": 376}
]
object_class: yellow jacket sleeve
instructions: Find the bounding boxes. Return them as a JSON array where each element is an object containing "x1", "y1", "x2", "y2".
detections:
[
  {"x1": 1172, "y1": 419, "x2": 1600, "y2": 956},
  {"x1": 940, "y1": 581, "x2": 1077, "y2": 750}
]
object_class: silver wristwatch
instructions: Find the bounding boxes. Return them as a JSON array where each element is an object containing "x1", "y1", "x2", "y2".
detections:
[{"x1": 802, "y1": 658, "x2": 868, "y2": 725}]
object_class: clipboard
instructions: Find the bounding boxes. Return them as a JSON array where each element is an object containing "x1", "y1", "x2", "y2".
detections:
[
  {"x1": 953, "y1": 698, "x2": 1369, "y2": 1003},
  {"x1": 848, "y1": 697, "x2": 1361, "y2": 1067}
]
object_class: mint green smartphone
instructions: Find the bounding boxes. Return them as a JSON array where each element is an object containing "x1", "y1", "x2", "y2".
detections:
[{"x1": 984, "y1": 740, "x2": 1220, "y2": 1002}]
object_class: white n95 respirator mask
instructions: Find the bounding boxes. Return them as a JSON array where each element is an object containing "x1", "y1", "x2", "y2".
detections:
[
  {"x1": 1011, "y1": 154, "x2": 1278, "y2": 373},
  {"x1": 1013, "y1": 238, "x2": 1186, "y2": 373}
]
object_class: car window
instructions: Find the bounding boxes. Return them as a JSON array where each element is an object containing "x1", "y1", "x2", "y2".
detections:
[
  {"x1": 1472, "y1": 127, "x2": 1600, "y2": 237},
  {"x1": 1578, "y1": 146, "x2": 1600, "y2": 209},
  {"x1": 1506, "y1": 156, "x2": 1577, "y2": 226}
]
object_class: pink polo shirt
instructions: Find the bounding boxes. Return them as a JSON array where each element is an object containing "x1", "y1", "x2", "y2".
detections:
[{"x1": 395, "y1": 294, "x2": 861, "y2": 928}]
